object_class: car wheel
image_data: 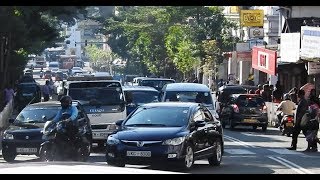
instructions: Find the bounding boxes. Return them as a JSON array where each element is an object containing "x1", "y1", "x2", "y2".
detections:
[
  {"x1": 262, "y1": 125, "x2": 267, "y2": 132},
  {"x1": 2, "y1": 148, "x2": 16, "y2": 162},
  {"x1": 39, "y1": 143, "x2": 55, "y2": 162},
  {"x1": 208, "y1": 139, "x2": 222, "y2": 166},
  {"x1": 180, "y1": 144, "x2": 194, "y2": 171}
]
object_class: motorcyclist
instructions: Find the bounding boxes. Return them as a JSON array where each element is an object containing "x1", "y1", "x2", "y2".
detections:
[
  {"x1": 276, "y1": 94, "x2": 296, "y2": 128},
  {"x1": 53, "y1": 95, "x2": 79, "y2": 144}
]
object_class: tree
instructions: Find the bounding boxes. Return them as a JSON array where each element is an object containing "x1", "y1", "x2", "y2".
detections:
[{"x1": 85, "y1": 44, "x2": 112, "y2": 72}]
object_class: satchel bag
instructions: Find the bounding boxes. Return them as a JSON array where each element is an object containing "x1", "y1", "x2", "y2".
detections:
[{"x1": 300, "y1": 112, "x2": 310, "y2": 127}]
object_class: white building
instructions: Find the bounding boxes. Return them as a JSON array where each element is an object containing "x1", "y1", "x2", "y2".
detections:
[{"x1": 65, "y1": 22, "x2": 82, "y2": 59}]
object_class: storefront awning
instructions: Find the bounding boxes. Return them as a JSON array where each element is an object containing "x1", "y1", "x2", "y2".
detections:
[{"x1": 282, "y1": 17, "x2": 320, "y2": 33}]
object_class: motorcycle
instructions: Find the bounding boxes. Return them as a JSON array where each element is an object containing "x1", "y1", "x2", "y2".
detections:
[
  {"x1": 280, "y1": 114, "x2": 295, "y2": 137},
  {"x1": 39, "y1": 113, "x2": 91, "y2": 162}
]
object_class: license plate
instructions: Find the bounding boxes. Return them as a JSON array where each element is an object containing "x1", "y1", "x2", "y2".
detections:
[
  {"x1": 127, "y1": 151, "x2": 151, "y2": 157},
  {"x1": 16, "y1": 148, "x2": 37, "y2": 153},
  {"x1": 243, "y1": 119, "x2": 257, "y2": 123},
  {"x1": 93, "y1": 132, "x2": 109, "y2": 138},
  {"x1": 286, "y1": 122, "x2": 293, "y2": 127}
]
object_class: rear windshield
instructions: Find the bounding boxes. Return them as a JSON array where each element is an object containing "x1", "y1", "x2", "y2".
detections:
[
  {"x1": 236, "y1": 96, "x2": 265, "y2": 107},
  {"x1": 164, "y1": 91, "x2": 212, "y2": 104}
]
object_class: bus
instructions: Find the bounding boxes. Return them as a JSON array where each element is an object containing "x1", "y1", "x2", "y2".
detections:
[
  {"x1": 61, "y1": 76, "x2": 126, "y2": 147},
  {"x1": 58, "y1": 55, "x2": 77, "y2": 69}
]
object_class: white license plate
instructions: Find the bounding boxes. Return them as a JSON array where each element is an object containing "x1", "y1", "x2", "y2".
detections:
[
  {"x1": 127, "y1": 151, "x2": 151, "y2": 157},
  {"x1": 16, "y1": 148, "x2": 37, "y2": 153},
  {"x1": 93, "y1": 132, "x2": 109, "y2": 138}
]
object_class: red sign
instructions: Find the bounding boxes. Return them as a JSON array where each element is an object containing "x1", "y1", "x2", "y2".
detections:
[
  {"x1": 236, "y1": 52, "x2": 252, "y2": 61},
  {"x1": 252, "y1": 47, "x2": 277, "y2": 76}
]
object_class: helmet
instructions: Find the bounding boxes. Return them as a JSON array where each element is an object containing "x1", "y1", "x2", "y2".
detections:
[{"x1": 60, "y1": 95, "x2": 72, "y2": 109}]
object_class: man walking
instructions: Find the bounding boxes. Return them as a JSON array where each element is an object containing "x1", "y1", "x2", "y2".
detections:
[
  {"x1": 288, "y1": 89, "x2": 308, "y2": 150},
  {"x1": 42, "y1": 80, "x2": 50, "y2": 102},
  {"x1": 3, "y1": 84, "x2": 15, "y2": 107}
]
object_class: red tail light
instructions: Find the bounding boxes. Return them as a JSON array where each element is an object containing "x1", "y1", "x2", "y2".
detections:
[
  {"x1": 287, "y1": 116, "x2": 293, "y2": 122},
  {"x1": 232, "y1": 104, "x2": 239, "y2": 113}
]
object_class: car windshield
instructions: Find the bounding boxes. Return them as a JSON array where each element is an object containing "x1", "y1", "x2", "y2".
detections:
[
  {"x1": 140, "y1": 80, "x2": 174, "y2": 90},
  {"x1": 236, "y1": 96, "x2": 265, "y2": 107},
  {"x1": 165, "y1": 91, "x2": 212, "y2": 104},
  {"x1": 16, "y1": 106, "x2": 60, "y2": 123},
  {"x1": 126, "y1": 91, "x2": 159, "y2": 105},
  {"x1": 19, "y1": 85, "x2": 37, "y2": 94},
  {"x1": 125, "y1": 106, "x2": 189, "y2": 127},
  {"x1": 69, "y1": 87, "x2": 124, "y2": 105}
]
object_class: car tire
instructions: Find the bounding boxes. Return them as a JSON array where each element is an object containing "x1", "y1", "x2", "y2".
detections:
[
  {"x1": 2, "y1": 148, "x2": 16, "y2": 162},
  {"x1": 179, "y1": 144, "x2": 194, "y2": 171},
  {"x1": 208, "y1": 139, "x2": 222, "y2": 166},
  {"x1": 107, "y1": 160, "x2": 125, "y2": 167},
  {"x1": 39, "y1": 143, "x2": 55, "y2": 162},
  {"x1": 262, "y1": 125, "x2": 267, "y2": 132}
]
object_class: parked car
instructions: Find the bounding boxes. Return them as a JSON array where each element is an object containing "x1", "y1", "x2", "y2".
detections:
[
  {"x1": 138, "y1": 78, "x2": 175, "y2": 91},
  {"x1": 123, "y1": 86, "x2": 160, "y2": 116},
  {"x1": 220, "y1": 94, "x2": 268, "y2": 131},
  {"x1": 160, "y1": 83, "x2": 219, "y2": 120},
  {"x1": 1, "y1": 101, "x2": 93, "y2": 162},
  {"x1": 106, "y1": 102, "x2": 224, "y2": 171}
]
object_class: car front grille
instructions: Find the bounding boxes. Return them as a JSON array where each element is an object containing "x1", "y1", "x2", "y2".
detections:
[{"x1": 121, "y1": 140, "x2": 162, "y2": 147}]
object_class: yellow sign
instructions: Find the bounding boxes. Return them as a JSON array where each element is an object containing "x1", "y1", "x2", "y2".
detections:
[
  {"x1": 230, "y1": 6, "x2": 240, "y2": 14},
  {"x1": 240, "y1": 10, "x2": 264, "y2": 27}
]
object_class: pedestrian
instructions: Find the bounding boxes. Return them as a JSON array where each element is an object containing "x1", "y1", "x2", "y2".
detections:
[
  {"x1": 3, "y1": 84, "x2": 15, "y2": 107},
  {"x1": 42, "y1": 80, "x2": 50, "y2": 102},
  {"x1": 255, "y1": 84, "x2": 262, "y2": 95},
  {"x1": 272, "y1": 82, "x2": 283, "y2": 103},
  {"x1": 289, "y1": 87, "x2": 298, "y2": 104},
  {"x1": 288, "y1": 89, "x2": 309, "y2": 150},
  {"x1": 261, "y1": 84, "x2": 272, "y2": 102},
  {"x1": 303, "y1": 98, "x2": 319, "y2": 152}
]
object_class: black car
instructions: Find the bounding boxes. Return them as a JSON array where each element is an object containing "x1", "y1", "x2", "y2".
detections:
[
  {"x1": 123, "y1": 86, "x2": 160, "y2": 116},
  {"x1": 15, "y1": 82, "x2": 41, "y2": 112},
  {"x1": 106, "y1": 102, "x2": 223, "y2": 171},
  {"x1": 220, "y1": 94, "x2": 268, "y2": 131},
  {"x1": 1, "y1": 101, "x2": 93, "y2": 162}
]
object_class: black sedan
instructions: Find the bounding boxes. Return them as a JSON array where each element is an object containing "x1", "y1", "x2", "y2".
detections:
[
  {"x1": 220, "y1": 94, "x2": 268, "y2": 131},
  {"x1": 2, "y1": 101, "x2": 92, "y2": 162},
  {"x1": 106, "y1": 102, "x2": 224, "y2": 171}
]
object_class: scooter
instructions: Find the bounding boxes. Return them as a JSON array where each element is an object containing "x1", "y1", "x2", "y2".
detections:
[
  {"x1": 280, "y1": 114, "x2": 295, "y2": 137},
  {"x1": 39, "y1": 113, "x2": 91, "y2": 162}
]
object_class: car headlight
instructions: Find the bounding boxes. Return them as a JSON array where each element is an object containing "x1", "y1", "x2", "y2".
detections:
[
  {"x1": 162, "y1": 137, "x2": 185, "y2": 146},
  {"x1": 107, "y1": 135, "x2": 120, "y2": 145},
  {"x1": 3, "y1": 133, "x2": 14, "y2": 140}
]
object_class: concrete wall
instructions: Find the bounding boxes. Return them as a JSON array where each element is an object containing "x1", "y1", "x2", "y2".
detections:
[{"x1": 292, "y1": 6, "x2": 320, "y2": 18}]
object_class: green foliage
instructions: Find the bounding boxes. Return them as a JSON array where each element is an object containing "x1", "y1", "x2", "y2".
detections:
[{"x1": 85, "y1": 45, "x2": 112, "y2": 71}]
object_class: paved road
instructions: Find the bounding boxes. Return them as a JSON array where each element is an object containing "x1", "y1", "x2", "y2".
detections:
[{"x1": 1, "y1": 128, "x2": 319, "y2": 174}]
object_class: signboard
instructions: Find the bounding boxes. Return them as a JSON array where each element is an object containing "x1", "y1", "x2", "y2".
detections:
[
  {"x1": 236, "y1": 42, "x2": 250, "y2": 52},
  {"x1": 301, "y1": 26, "x2": 320, "y2": 59},
  {"x1": 308, "y1": 62, "x2": 320, "y2": 75},
  {"x1": 249, "y1": 39, "x2": 265, "y2": 49},
  {"x1": 240, "y1": 10, "x2": 264, "y2": 27},
  {"x1": 249, "y1": 28, "x2": 264, "y2": 38},
  {"x1": 252, "y1": 46, "x2": 277, "y2": 75},
  {"x1": 236, "y1": 52, "x2": 252, "y2": 61},
  {"x1": 230, "y1": 6, "x2": 240, "y2": 14},
  {"x1": 280, "y1": 33, "x2": 300, "y2": 63}
]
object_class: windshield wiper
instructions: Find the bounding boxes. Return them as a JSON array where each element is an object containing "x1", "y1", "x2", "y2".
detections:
[{"x1": 125, "y1": 124, "x2": 167, "y2": 127}]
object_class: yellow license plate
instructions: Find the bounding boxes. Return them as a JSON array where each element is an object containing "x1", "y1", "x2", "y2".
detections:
[
  {"x1": 286, "y1": 122, "x2": 293, "y2": 127},
  {"x1": 243, "y1": 119, "x2": 257, "y2": 123}
]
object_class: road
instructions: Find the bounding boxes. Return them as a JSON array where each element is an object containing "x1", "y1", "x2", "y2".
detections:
[
  {"x1": 1, "y1": 69, "x2": 319, "y2": 174},
  {"x1": 1, "y1": 127, "x2": 319, "y2": 174}
]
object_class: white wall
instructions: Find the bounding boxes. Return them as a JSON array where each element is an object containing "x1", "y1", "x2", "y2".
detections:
[{"x1": 292, "y1": 6, "x2": 320, "y2": 18}]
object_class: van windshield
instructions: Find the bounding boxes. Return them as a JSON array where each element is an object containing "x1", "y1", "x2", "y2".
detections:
[{"x1": 164, "y1": 91, "x2": 212, "y2": 104}]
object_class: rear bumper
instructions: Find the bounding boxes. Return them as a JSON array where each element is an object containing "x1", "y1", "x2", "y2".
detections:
[{"x1": 232, "y1": 113, "x2": 268, "y2": 127}]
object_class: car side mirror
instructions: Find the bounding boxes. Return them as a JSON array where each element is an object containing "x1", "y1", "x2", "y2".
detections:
[
  {"x1": 195, "y1": 120, "x2": 206, "y2": 127},
  {"x1": 9, "y1": 118, "x2": 15, "y2": 124},
  {"x1": 115, "y1": 119, "x2": 124, "y2": 126}
]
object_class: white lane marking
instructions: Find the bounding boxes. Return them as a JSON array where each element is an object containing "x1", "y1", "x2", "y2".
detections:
[
  {"x1": 268, "y1": 148, "x2": 304, "y2": 155},
  {"x1": 276, "y1": 157, "x2": 314, "y2": 174},
  {"x1": 224, "y1": 135, "x2": 256, "y2": 148},
  {"x1": 224, "y1": 136, "x2": 251, "y2": 148},
  {"x1": 268, "y1": 156, "x2": 313, "y2": 174},
  {"x1": 268, "y1": 156, "x2": 305, "y2": 174},
  {"x1": 224, "y1": 149, "x2": 256, "y2": 155}
]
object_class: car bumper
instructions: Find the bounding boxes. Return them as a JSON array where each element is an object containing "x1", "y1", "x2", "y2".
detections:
[
  {"x1": 106, "y1": 143, "x2": 186, "y2": 165},
  {"x1": 232, "y1": 114, "x2": 268, "y2": 126},
  {"x1": 2, "y1": 139, "x2": 44, "y2": 155}
]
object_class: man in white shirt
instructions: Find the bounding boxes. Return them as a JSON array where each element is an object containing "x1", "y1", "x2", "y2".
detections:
[{"x1": 277, "y1": 94, "x2": 296, "y2": 126}]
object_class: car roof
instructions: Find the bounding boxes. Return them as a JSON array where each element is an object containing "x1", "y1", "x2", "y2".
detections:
[
  {"x1": 164, "y1": 83, "x2": 210, "y2": 92},
  {"x1": 142, "y1": 102, "x2": 199, "y2": 108},
  {"x1": 29, "y1": 101, "x2": 80, "y2": 107},
  {"x1": 219, "y1": 85, "x2": 246, "y2": 91},
  {"x1": 122, "y1": 86, "x2": 158, "y2": 92},
  {"x1": 140, "y1": 78, "x2": 175, "y2": 81}
]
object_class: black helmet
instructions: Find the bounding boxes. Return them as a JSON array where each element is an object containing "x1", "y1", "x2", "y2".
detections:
[{"x1": 60, "y1": 95, "x2": 72, "y2": 109}]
